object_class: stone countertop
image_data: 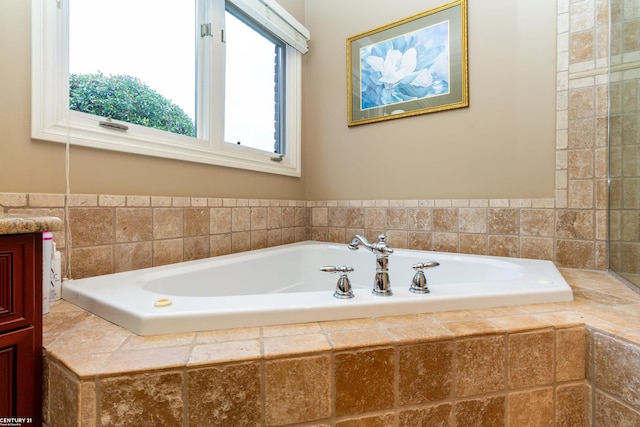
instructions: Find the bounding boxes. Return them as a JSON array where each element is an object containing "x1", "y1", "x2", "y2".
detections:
[
  {"x1": 0, "y1": 213, "x2": 63, "y2": 235},
  {"x1": 42, "y1": 268, "x2": 640, "y2": 379}
]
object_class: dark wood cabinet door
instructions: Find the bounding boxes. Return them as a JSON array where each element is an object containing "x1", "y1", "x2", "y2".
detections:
[
  {"x1": 0, "y1": 234, "x2": 41, "y2": 333},
  {"x1": 0, "y1": 326, "x2": 39, "y2": 424},
  {"x1": 0, "y1": 234, "x2": 42, "y2": 426}
]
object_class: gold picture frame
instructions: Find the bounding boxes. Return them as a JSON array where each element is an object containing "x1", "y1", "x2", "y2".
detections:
[{"x1": 347, "y1": 0, "x2": 468, "y2": 126}]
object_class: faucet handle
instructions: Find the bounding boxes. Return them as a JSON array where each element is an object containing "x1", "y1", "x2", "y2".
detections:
[
  {"x1": 320, "y1": 265, "x2": 355, "y2": 299},
  {"x1": 410, "y1": 261, "x2": 440, "y2": 294}
]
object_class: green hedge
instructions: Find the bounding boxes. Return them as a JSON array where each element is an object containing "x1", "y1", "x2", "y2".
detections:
[{"x1": 69, "y1": 73, "x2": 195, "y2": 137}]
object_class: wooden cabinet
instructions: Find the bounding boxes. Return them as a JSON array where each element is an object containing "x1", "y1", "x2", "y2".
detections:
[{"x1": 0, "y1": 234, "x2": 42, "y2": 425}]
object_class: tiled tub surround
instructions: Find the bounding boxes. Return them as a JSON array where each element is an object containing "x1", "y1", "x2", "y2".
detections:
[
  {"x1": 43, "y1": 269, "x2": 640, "y2": 426},
  {"x1": 0, "y1": 193, "x2": 606, "y2": 281}
]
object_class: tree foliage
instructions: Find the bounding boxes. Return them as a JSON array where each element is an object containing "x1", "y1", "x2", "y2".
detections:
[{"x1": 69, "y1": 73, "x2": 195, "y2": 137}]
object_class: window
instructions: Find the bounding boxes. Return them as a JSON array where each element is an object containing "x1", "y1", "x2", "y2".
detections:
[
  {"x1": 32, "y1": 0, "x2": 309, "y2": 176},
  {"x1": 224, "y1": 6, "x2": 284, "y2": 153}
]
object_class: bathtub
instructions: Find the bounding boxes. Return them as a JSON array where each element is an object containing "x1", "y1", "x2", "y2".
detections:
[{"x1": 62, "y1": 241, "x2": 573, "y2": 335}]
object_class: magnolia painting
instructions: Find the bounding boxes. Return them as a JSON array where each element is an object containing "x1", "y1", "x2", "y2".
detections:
[{"x1": 359, "y1": 21, "x2": 450, "y2": 110}]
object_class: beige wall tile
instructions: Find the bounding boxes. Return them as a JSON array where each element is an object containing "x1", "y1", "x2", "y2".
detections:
[
  {"x1": 115, "y1": 242, "x2": 152, "y2": 273},
  {"x1": 70, "y1": 246, "x2": 113, "y2": 278},
  {"x1": 520, "y1": 237, "x2": 554, "y2": 260},
  {"x1": 210, "y1": 233, "x2": 231, "y2": 256},
  {"x1": 556, "y1": 383, "x2": 587, "y2": 426},
  {"x1": 489, "y1": 208, "x2": 519, "y2": 235},
  {"x1": 557, "y1": 327, "x2": 586, "y2": 382},
  {"x1": 456, "y1": 335, "x2": 505, "y2": 397},
  {"x1": 568, "y1": 149, "x2": 595, "y2": 179},
  {"x1": 407, "y1": 231, "x2": 432, "y2": 250},
  {"x1": 69, "y1": 207, "x2": 114, "y2": 247},
  {"x1": 488, "y1": 235, "x2": 519, "y2": 257},
  {"x1": 0, "y1": 192, "x2": 27, "y2": 207},
  {"x1": 184, "y1": 236, "x2": 210, "y2": 261},
  {"x1": 335, "y1": 348, "x2": 395, "y2": 416},
  {"x1": 432, "y1": 232, "x2": 458, "y2": 253},
  {"x1": 398, "y1": 341, "x2": 454, "y2": 405},
  {"x1": 249, "y1": 206, "x2": 267, "y2": 230},
  {"x1": 407, "y1": 208, "x2": 432, "y2": 231},
  {"x1": 459, "y1": 234, "x2": 487, "y2": 255},
  {"x1": 294, "y1": 206, "x2": 309, "y2": 227},
  {"x1": 47, "y1": 362, "x2": 80, "y2": 426},
  {"x1": 153, "y1": 208, "x2": 183, "y2": 239},
  {"x1": 433, "y1": 208, "x2": 458, "y2": 232},
  {"x1": 231, "y1": 231, "x2": 251, "y2": 253},
  {"x1": 153, "y1": 239, "x2": 183, "y2": 266},
  {"x1": 454, "y1": 396, "x2": 505, "y2": 426},
  {"x1": 594, "y1": 390, "x2": 640, "y2": 426},
  {"x1": 100, "y1": 372, "x2": 183, "y2": 426},
  {"x1": 594, "y1": 332, "x2": 640, "y2": 410},
  {"x1": 557, "y1": 210, "x2": 594, "y2": 239},
  {"x1": 556, "y1": 239, "x2": 595, "y2": 268},
  {"x1": 250, "y1": 230, "x2": 267, "y2": 250},
  {"x1": 386, "y1": 207, "x2": 407, "y2": 229},
  {"x1": 520, "y1": 209, "x2": 555, "y2": 237},
  {"x1": 568, "y1": 117, "x2": 595, "y2": 148},
  {"x1": 116, "y1": 208, "x2": 153, "y2": 243},
  {"x1": 184, "y1": 207, "x2": 209, "y2": 237},
  {"x1": 268, "y1": 206, "x2": 283, "y2": 229},
  {"x1": 265, "y1": 356, "x2": 331, "y2": 425},
  {"x1": 364, "y1": 208, "x2": 386, "y2": 229},
  {"x1": 328, "y1": 206, "x2": 349, "y2": 227},
  {"x1": 459, "y1": 208, "x2": 487, "y2": 234},
  {"x1": 568, "y1": 180, "x2": 595, "y2": 208},
  {"x1": 231, "y1": 207, "x2": 251, "y2": 232},
  {"x1": 210, "y1": 207, "x2": 231, "y2": 234},
  {"x1": 508, "y1": 330, "x2": 554, "y2": 388},
  {"x1": 267, "y1": 228, "x2": 284, "y2": 247},
  {"x1": 509, "y1": 388, "x2": 554, "y2": 427},
  {"x1": 311, "y1": 206, "x2": 328, "y2": 227}
]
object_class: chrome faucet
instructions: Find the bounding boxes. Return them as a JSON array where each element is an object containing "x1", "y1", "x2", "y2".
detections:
[{"x1": 348, "y1": 234, "x2": 394, "y2": 296}]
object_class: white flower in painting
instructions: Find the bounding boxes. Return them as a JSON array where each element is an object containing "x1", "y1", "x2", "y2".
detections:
[
  {"x1": 366, "y1": 47, "x2": 432, "y2": 88},
  {"x1": 366, "y1": 48, "x2": 417, "y2": 85},
  {"x1": 410, "y1": 69, "x2": 433, "y2": 87}
]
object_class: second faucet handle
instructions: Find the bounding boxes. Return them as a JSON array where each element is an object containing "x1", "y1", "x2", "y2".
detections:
[
  {"x1": 321, "y1": 265, "x2": 355, "y2": 299},
  {"x1": 410, "y1": 261, "x2": 440, "y2": 294}
]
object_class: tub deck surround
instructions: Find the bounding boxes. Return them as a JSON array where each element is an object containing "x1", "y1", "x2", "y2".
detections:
[
  {"x1": 61, "y1": 241, "x2": 574, "y2": 335},
  {"x1": 42, "y1": 269, "x2": 640, "y2": 426}
]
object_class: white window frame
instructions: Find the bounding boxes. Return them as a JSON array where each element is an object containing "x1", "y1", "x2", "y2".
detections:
[{"x1": 31, "y1": 0, "x2": 309, "y2": 177}]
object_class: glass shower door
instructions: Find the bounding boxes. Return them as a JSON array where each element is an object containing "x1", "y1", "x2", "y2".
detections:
[{"x1": 608, "y1": 0, "x2": 640, "y2": 289}]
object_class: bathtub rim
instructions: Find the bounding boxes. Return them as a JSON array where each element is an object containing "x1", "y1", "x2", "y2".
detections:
[{"x1": 62, "y1": 241, "x2": 574, "y2": 335}]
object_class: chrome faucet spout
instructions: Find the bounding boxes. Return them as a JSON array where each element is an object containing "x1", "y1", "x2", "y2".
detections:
[
  {"x1": 348, "y1": 234, "x2": 393, "y2": 296},
  {"x1": 348, "y1": 234, "x2": 371, "y2": 251}
]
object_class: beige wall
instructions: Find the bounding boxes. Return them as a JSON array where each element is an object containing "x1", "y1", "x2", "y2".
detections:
[
  {"x1": 0, "y1": 0, "x2": 305, "y2": 199},
  {"x1": 302, "y1": 0, "x2": 557, "y2": 200},
  {"x1": 1, "y1": 0, "x2": 555, "y2": 201}
]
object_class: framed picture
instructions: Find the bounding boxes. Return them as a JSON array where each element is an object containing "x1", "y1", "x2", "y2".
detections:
[{"x1": 347, "y1": 0, "x2": 468, "y2": 126}]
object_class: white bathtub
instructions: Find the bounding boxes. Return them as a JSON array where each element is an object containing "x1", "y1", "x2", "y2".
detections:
[{"x1": 62, "y1": 241, "x2": 573, "y2": 335}]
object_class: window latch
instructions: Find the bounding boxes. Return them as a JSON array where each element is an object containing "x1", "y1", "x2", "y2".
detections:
[
  {"x1": 201, "y1": 23, "x2": 212, "y2": 38},
  {"x1": 99, "y1": 118, "x2": 128, "y2": 132},
  {"x1": 270, "y1": 155, "x2": 285, "y2": 162}
]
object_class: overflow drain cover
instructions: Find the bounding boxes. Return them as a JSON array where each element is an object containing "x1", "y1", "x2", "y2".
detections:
[{"x1": 154, "y1": 298, "x2": 172, "y2": 308}]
